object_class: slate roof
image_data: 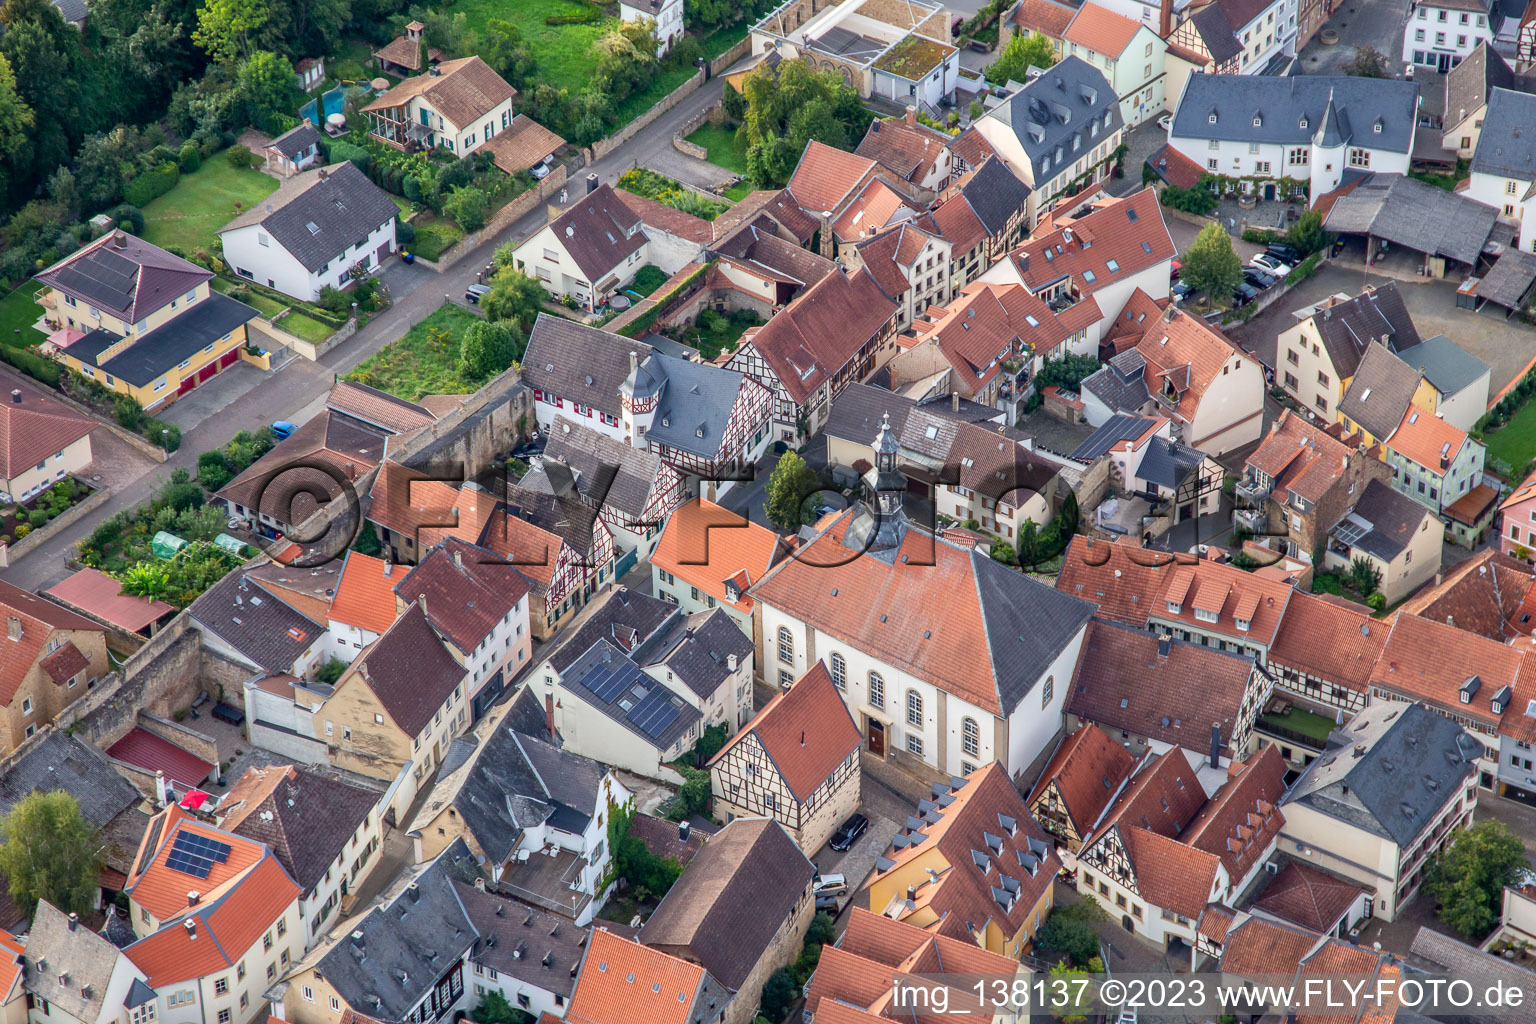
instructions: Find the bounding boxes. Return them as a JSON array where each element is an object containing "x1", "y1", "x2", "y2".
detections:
[
  {"x1": 561, "y1": 638, "x2": 702, "y2": 752},
  {"x1": 1475, "y1": 247, "x2": 1536, "y2": 309},
  {"x1": 531, "y1": 415, "x2": 665, "y2": 519},
  {"x1": 350, "y1": 601, "x2": 465, "y2": 736},
  {"x1": 0, "y1": 732, "x2": 138, "y2": 827},
  {"x1": 645, "y1": 353, "x2": 756, "y2": 461},
  {"x1": 69, "y1": 292, "x2": 258, "y2": 386},
  {"x1": 1080, "y1": 352, "x2": 1153, "y2": 418},
  {"x1": 1186, "y1": 5, "x2": 1243, "y2": 64},
  {"x1": 454, "y1": 880, "x2": 587, "y2": 1004},
  {"x1": 632, "y1": 609, "x2": 754, "y2": 703},
  {"x1": 951, "y1": 157, "x2": 1032, "y2": 237},
  {"x1": 1284, "y1": 702, "x2": 1480, "y2": 846},
  {"x1": 217, "y1": 764, "x2": 379, "y2": 891},
  {"x1": 982, "y1": 57, "x2": 1123, "y2": 184},
  {"x1": 0, "y1": 377, "x2": 97, "y2": 480},
  {"x1": 544, "y1": 587, "x2": 676, "y2": 676},
  {"x1": 531, "y1": 183, "x2": 646, "y2": 282},
  {"x1": 22, "y1": 902, "x2": 128, "y2": 1022},
  {"x1": 1136, "y1": 437, "x2": 1205, "y2": 489},
  {"x1": 314, "y1": 840, "x2": 482, "y2": 1023},
  {"x1": 49, "y1": 0, "x2": 87, "y2": 21},
  {"x1": 1472, "y1": 87, "x2": 1536, "y2": 180},
  {"x1": 36, "y1": 231, "x2": 210, "y2": 324},
  {"x1": 221, "y1": 162, "x2": 399, "y2": 273},
  {"x1": 639, "y1": 817, "x2": 813, "y2": 990},
  {"x1": 269, "y1": 122, "x2": 321, "y2": 162},
  {"x1": 709, "y1": 662, "x2": 860, "y2": 803},
  {"x1": 824, "y1": 382, "x2": 1008, "y2": 445},
  {"x1": 1336, "y1": 478, "x2": 1433, "y2": 562},
  {"x1": 1171, "y1": 74, "x2": 1420, "y2": 154},
  {"x1": 1444, "y1": 42, "x2": 1532, "y2": 133},
  {"x1": 1338, "y1": 342, "x2": 1422, "y2": 441},
  {"x1": 188, "y1": 570, "x2": 325, "y2": 673},
  {"x1": 1069, "y1": 619, "x2": 1257, "y2": 757},
  {"x1": 1397, "y1": 334, "x2": 1488, "y2": 399},
  {"x1": 523, "y1": 315, "x2": 653, "y2": 419},
  {"x1": 1300, "y1": 283, "x2": 1421, "y2": 381},
  {"x1": 1324, "y1": 173, "x2": 1496, "y2": 266}
]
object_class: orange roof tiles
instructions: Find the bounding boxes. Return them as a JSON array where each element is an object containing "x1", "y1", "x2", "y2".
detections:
[
  {"x1": 710, "y1": 662, "x2": 860, "y2": 802},
  {"x1": 1064, "y1": 2, "x2": 1146, "y2": 55},
  {"x1": 908, "y1": 282, "x2": 1075, "y2": 393},
  {"x1": 1153, "y1": 556, "x2": 1293, "y2": 645},
  {"x1": 566, "y1": 929, "x2": 704, "y2": 1024},
  {"x1": 1387, "y1": 404, "x2": 1470, "y2": 472},
  {"x1": 328, "y1": 551, "x2": 401, "y2": 635},
  {"x1": 1027, "y1": 724, "x2": 1137, "y2": 837},
  {"x1": 126, "y1": 807, "x2": 271, "y2": 921},
  {"x1": 0, "y1": 929, "x2": 22, "y2": 999},
  {"x1": 1132, "y1": 301, "x2": 1246, "y2": 427},
  {"x1": 0, "y1": 578, "x2": 102, "y2": 706},
  {"x1": 1247, "y1": 410, "x2": 1360, "y2": 504},
  {"x1": 1010, "y1": 190, "x2": 1175, "y2": 298},
  {"x1": 1250, "y1": 861, "x2": 1368, "y2": 933},
  {"x1": 1445, "y1": 481, "x2": 1499, "y2": 527},
  {"x1": 832, "y1": 179, "x2": 916, "y2": 242},
  {"x1": 856, "y1": 117, "x2": 952, "y2": 185},
  {"x1": 1092, "y1": 750, "x2": 1206, "y2": 842},
  {"x1": 1220, "y1": 914, "x2": 1327, "y2": 975},
  {"x1": 1398, "y1": 547, "x2": 1533, "y2": 641},
  {"x1": 1371, "y1": 612, "x2": 1523, "y2": 732},
  {"x1": 1011, "y1": 0, "x2": 1078, "y2": 37},
  {"x1": 1121, "y1": 826, "x2": 1222, "y2": 919},
  {"x1": 0, "y1": 378, "x2": 97, "y2": 480},
  {"x1": 787, "y1": 140, "x2": 878, "y2": 216},
  {"x1": 1054, "y1": 536, "x2": 1188, "y2": 625},
  {"x1": 739, "y1": 267, "x2": 896, "y2": 405},
  {"x1": 1268, "y1": 591, "x2": 1388, "y2": 697},
  {"x1": 650, "y1": 498, "x2": 782, "y2": 614},
  {"x1": 1180, "y1": 745, "x2": 1286, "y2": 877}
]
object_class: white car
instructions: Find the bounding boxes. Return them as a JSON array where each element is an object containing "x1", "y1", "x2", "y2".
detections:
[
  {"x1": 1249, "y1": 252, "x2": 1292, "y2": 276},
  {"x1": 1157, "y1": 113, "x2": 1172, "y2": 131},
  {"x1": 530, "y1": 158, "x2": 552, "y2": 180}
]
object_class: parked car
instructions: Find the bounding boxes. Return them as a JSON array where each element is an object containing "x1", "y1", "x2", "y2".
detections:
[
  {"x1": 531, "y1": 157, "x2": 553, "y2": 180},
  {"x1": 1170, "y1": 259, "x2": 1182, "y2": 280},
  {"x1": 271, "y1": 420, "x2": 295, "y2": 439},
  {"x1": 813, "y1": 873, "x2": 849, "y2": 897},
  {"x1": 1243, "y1": 267, "x2": 1277, "y2": 289},
  {"x1": 1172, "y1": 280, "x2": 1194, "y2": 302},
  {"x1": 1231, "y1": 282, "x2": 1260, "y2": 307},
  {"x1": 1157, "y1": 113, "x2": 1172, "y2": 131},
  {"x1": 465, "y1": 283, "x2": 492, "y2": 304},
  {"x1": 815, "y1": 893, "x2": 840, "y2": 913},
  {"x1": 1266, "y1": 242, "x2": 1303, "y2": 264},
  {"x1": 829, "y1": 813, "x2": 869, "y2": 851},
  {"x1": 1249, "y1": 253, "x2": 1292, "y2": 276}
]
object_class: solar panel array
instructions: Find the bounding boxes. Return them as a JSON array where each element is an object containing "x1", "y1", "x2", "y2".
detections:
[
  {"x1": 165, "y1": 829, "x2": 232, "y2": 879},
  {"x1": 576, "y1": 655, "x2": 683, "y2": 740},
  {"x1": 52, "y1": 248, "x2": 140, "y2": 312},
  {"x1": 630, "y1": 689, "x2": 681, "y2": 740}
]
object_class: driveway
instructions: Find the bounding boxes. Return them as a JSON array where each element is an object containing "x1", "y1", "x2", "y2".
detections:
[
  {"x1": 1296, "y1": 0, "x2": 1409, "y2": 74},
  {"x1": 157, "y1": 361, "x2": 270, "y2": 430},
  {"x1": 645, "y1": 148, "x2": 737, "y2": 193},
  {"x1": 814, "y1": 770, "x2": 914, "y2": 930},
  {"x1": 82, "y1": 427, "x2": 159, "y2": 495},
  {"x1": 1225, "y1": 259, "x2": 1536, "y2": 394}
]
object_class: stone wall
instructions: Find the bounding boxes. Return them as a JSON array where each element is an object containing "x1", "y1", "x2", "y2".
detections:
[
  {"x1": 250, "y1": 314, "x2": 356, "y2": 362},
  {"x1": 418, "y1": 168, "x2": 570, "y2": 273},
  {"x1": 590, "y1": 71, "x2": 706, "y2": 161},
  {"x1": 0, "y1": 484, "x2": 110, "y2": 567},
  {"x1": 138, "y1": 711, "x2": 220, "y2": 764},
  {"x1": 53, "y1": 612, "x2": 206, "y2": 751},
  {"x1": 392, "y1": 372, "x2": 536, "y2": 484},
  {"x1": 708, "y1": 37, "x2": 753, "y2": 76}
]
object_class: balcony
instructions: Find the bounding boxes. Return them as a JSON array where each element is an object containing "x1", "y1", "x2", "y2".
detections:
[{"x1": 1236, "y1": 478, "x2": 1271, "y2": 506}]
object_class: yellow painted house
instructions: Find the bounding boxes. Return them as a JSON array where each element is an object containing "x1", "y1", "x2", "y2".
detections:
[
  {"x1": 34, "y1": 231, "x2": 257, "y2": 410},
  {"x1": 863, "y1": 761, "x2": 1061, "y2": 958}
]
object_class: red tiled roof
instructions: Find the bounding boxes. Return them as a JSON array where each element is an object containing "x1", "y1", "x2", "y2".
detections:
[
  {"x1": 617, "y1": 189, "x2": 714, "y2": 244},
  {"x1": 393, "y1": 537, "x2": 531, "y2": 654},
  {"x1": 1268, "y1": 591, "x2": 1388, "y2": 697},
  {"x1": 0, "y1": 377, "x2": 97, "y2": 480},
  {"x1": 1398, "y1": 547, "x2": 1533, "y2": 642},
  {"x1": 739, "y1": 267, "x2": 896, "y2": 405},
  {"x1": 1180, "y1": 745, "x2": 1286, "y2": 878},
  {"x1": 328, "y1": 551, "x2": 400, "y2": 635},
  {"x1": 1133, "y1": 301, "x2": 1246, "y2": 427},
  {"x1": 831, "y1": 179, "x2": 916, "y2": 242},
  {"x1": 1373, "y1": 612, "x2": 1534, "y2": 740},
  {"x1": 1028, "y1": 724, "x2": 1137, "y2": 837},
  {"x1": 1011, "y1": 0, "x2": 1078, "y2": 37},
  {"x1": 38, "y1": 642, "x2": 89, "y2": 685},
  {"x1": 1091, "y1": 750, "x2": 1205, "y2": 843},
  {"x1": 710, "y1": 662, "x2": 860, "y2": 802},
  {"x1": 106, "y1": 728, "x2": 213, "y2": 793},
  {"x1": 125, "y1": 807, "x2": 266, "y2": 920},
  {"x1": 1064, "y1": 2, "x2": 1146, "y2": 55},
  {"x1": 1121, "y1": 825, "x2": 1221, "y2": 918},
  {"x1": 1387, "y1": 404, "x2": 1470, "y2": 472},
  {"x1": 907, "y1": 281, "x2": 1075, "y2": 395},
  {"x1": 44, "y1": 568, "x2": 174, "y2": 633},
  {"x1": 1009, "y1": 190, "x2": 1175, "y2": 298},
  {"x1": 1246, "y1": 410, "x2": 1359, "y2": 504},
  {"x1": 1445, "y1": 482, "x2": 1499, "y2": 527},
  {"x1": 1219, "y1": 914, "x2": 1326, "y2": 975},
  {"x1": 0, "y1": 578, "x2": 102, "y2": 705},
  {"x1": 856, "y1": 117, "x2": 952, "y2": 184},
  {"x1": 1152, "y1": 553, "x2": 1293, "y2": 645},
  {"x1": 566, "y1": 929, "x2": 704, "y2": 1024},
  {"x1": 651, "y1": 498, "x2": 782, "y2": 614},
  {"x1": 1055, "y1": 536, "x2": 1189, "y2": 625},
  {"x1": 1251, "y1": 861, "x2": 1369, "y2": 933},
  {"x1": 787, "y1": 140, "x2": 878, "y2": 215},
  {"x1": 1147, "y1": 142, "x2": 1206, "y2": 190}
]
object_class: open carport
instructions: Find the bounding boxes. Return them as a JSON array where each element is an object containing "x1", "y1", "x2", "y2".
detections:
[
  {"x1": 1472, "y1": 248, "x2": 1536, "y2": 317},
  {"x1": 1323, "y1": 172, "x2": 1499, "y2": 279}
]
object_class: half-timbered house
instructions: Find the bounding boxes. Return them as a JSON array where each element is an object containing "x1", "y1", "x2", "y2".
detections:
[
  {"x1": 708, "y1": 662, "x2": 862, "y2": 853},
  {"x1": 1266, "y1": 590, "x2": 1383, "y2": 722},
  {"x1": 525, "y1": 416, "x2": 687, "y2": 559},
  {"x1": 1027, "y1": 723, "x2": 1138, "y2": 852}
]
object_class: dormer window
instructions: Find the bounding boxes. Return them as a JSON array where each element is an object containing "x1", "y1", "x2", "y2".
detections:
[
  {"x1": 1167, "y1": 600, "x2": 1182, "y2": 614},
  {"x1": 1194, "y1": 607, "x2": 1218, "y2": 624},
  {"x1": 1373, "y1": 120, "x2": 1383, "y2": 133},
  {"x1": 1299, "y1": 117, "x2": 1308, "y2": 129},
  {"x1": 1253, "y1": 115, "x2": 1262, "y2": 127},
  {"x1": 1208, "y1": 112, "x2": 1218, "y2": 124},
  {"x1": 1235, "y1": 617, "x2": 1251, "y2": 632}
]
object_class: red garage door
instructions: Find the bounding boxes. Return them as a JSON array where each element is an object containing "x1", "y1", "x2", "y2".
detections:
[
  {"x1": 178, "y1": 376, "x2": 195, "y2": 395},
  {"x1": 219, "y1": 349, "x2": 238, "y2": 369},
  {"x1": 197, "y1": 362, "x2": 217, "y2": 383}
]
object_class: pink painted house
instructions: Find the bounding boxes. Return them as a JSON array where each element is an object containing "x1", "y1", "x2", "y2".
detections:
[{"x1": 1498, "y1": 470, "x2": 1536, "y2": 562}]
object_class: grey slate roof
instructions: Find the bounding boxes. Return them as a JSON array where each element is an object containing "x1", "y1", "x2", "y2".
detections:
[
  {"x1": 268, "y1": 123, "x2": 322, "y2": 162},
  {"x1": 23, "y1": 902, "x2": 126, "y2": 1022},
  {"x1": 545, "y1": 587, "x2": 677, "y2": 676},
  {"x1": 1080, "y1": 348, "x2": 1151, "y2": 416},
  {"x1": 1171, "y1": 74, "x2": 1420, "y2": 154},
  {"x1": 958, "y1": 157, "x2": 1032, "y2": 236},
  {"x1": 1335, "y1": 478, "x2": 1431, "y2": 562},
  {"x1": 219, "y1": 765, "x2": 380, "y2": 892},
  {"x1": 824, "y1": 382, "x2": 1007, "y2": 444},
  {"x1": 189, "y1": 569, "x2": 327, "y2": 673},
  {"x1": 644, "y1": 352, "x2": 752, "y2": 461},
  {"x1": 1443, "y1": 42, "x2": 1527, "y2": 133},
  {"x1": 315, "y1": 840, "x2": 482, "y2": 1024},
  {"x1": 1283, "y1": 702, "x2": 1479, "y2": 846},
  {"x1": 50, "y1": 0, "x2": 87, "y2": 22},
  {"x1": 534, "y1": 415, "x2": 665, "y2": 518},
  {"x1": 1187, "y1": 5, "x2": 1242, "y2": 64},
  {"x1": 1071, "y1": 414, "x2": 1158, "y2": 461},
  {"x1": 1471, "y1": 87, "x2": 1536, "y2": 181},
  {"x1": 985, "y1": 58, "x2": 1123, "y2": 185},
  {"x1": 523, "y1": 314, "x2": 653, "y2": 420},
  {"x1": 1396, "y1": 334, "x2": 1489, "y2": 400},
  {"x1": 0, "y1": 732, "x2": 139, "y2": 827},
  {"x1": 1475, "y1": 247, "x2": 1536, "y2": 308},
  {"x1": 221, "y1": 163, "x2": 399, "y2": 273},
  {"x1": 1338, "y1": 342, "x2": 1422, "y2": 441},
  {"x1": 454, "y1": 880, "x2": 586, "y2": 1003},
  {"x1": 71, "y1": 292, "x2": 258, "y2": 386},
  {"x1": 447, "y1": 726, "x2": 607, "y2": 866},
  {"x1": 1408, "y1": 925, "x2": 1536, "y2": 1015},
  {"x1": 504, "y1": 685, "x2": 552, "y2": 740},
  {"x1": 1137, "y1": 438, "x2": 1205, "y2": 489},
  {"x1": 1303, "y1": 283, "x2": 1420, "y2": 381},
  {"x1": 560, "y1": 637, "x2": 703, "y2": 752},
  {"x1": 971, "y1": 546, "x2": 1096, "y2": 715},
  {"x1": 632, "y1": 608, "x2": 754, "y2": 701},
  {"x1": 1324, "y1": 173, "x2": 1497, "y2": 266}
]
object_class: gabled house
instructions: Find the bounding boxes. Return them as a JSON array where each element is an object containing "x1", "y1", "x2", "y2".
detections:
[
  {"x1": 855, "y1": 111, "x2": 956, "y2": 193},
  {"x1": 0, "y1": 368, "x2": 96, "y2": 504},
  {"x1": 220, "y1": 163, "x2": 398, "y2": 302},
  {"x1": 216, "y1": 764, "x2": 384, "y2": 949},
  {"x1": 1275, "y1": 284, "x2": 1422, "y2": 422},
  {"x1": 1324, "y1": 478, "x2": 1443, "y2": 603},
  {"x1": 852, "y1": 219, "x2": 953, "y2": 332},
  {"x1": 371, "y1": 20, "x2": 441, "y2": 75},
  {"x1": 726, "y1": 267, "x2": 898, "y2": 442},
  {"x1": 1266, "y1": 589, "x2": 1384, "y2": 720},
  {"x1": 1164, "y1": 3, "x2": 1244, "y2": 96},
  {"x1": 708, "y1": 662, "x2": 861, "y2": 852},
  {"x1": 639, "y1": 818, "x2": 814, "y2": 1024},
  {"x1": 1398, "y1": 334, "x2": 1490, "y2": 432},
  {"x1": 1381, "y1": 403, "x2": 1487, "y2": 526},
  {"x1": 1180, "y1": 0, "x2": 1299, "y2": 74},
  {"x1": 21, "y1": 902, "x2": 151, "y2": 1024},
  {"x1": 35, "y1": 232, "x2": 257, "y2": 410},
  {"x1": 1466, "y1": 86, "x2": 1536, "y2": 246},
  {"x1": 563, "y1": 928, "x2": 730, "y2": 1024},
  {"x1": 406, "y1": 717, "x2": 630, "y2": 925},
  {"x1": 0, "y1": 580, "x2": 108, "y2": 753},
  {"x1": 361, "y1": 56, "x2": 516, "y2": 158},
  {"x1": 1027, "y1": 723, "x2": 1138, "y2": 851},
  {"x1": 706, "y1": 217, "x2": 836, "y2": 310},
  {"x1": 324, "y1": 550, "x2": 400, "y2": 661},
  {"x1": 1148, "y1": 556, "x2": 1294, "y2": 664},
  {"x1": 509, "y1": 185, "x2": 647, "y2": 310},
  {"x1": 1442, "y1": 42, "x2": 1536, "y2": 158},
  {"x1": 1278, "y1": 702, "x2": 1478, "y2": 921},
  {"x1": 1061, "y1": 3, "x2": 1168, "y2": 127},
  {"x1": 187, "y1": 570, "x2": 327, "y2": 678},
  {"x1": 650, "y1": 497, "x2": 784, "y2": 649},
  {"x1": 1397, "y1": 546, "x2": 1534, "y2": 641},
  {"x1": 1499, "y1": 467, "x2": 1536, "y2": 561},
  {"x1": 927, "y1": 157, "x2": 1034, "y2": 289},
  {"x1": 263, "y1": 123, "x2": 321, "y2": 178},
  {"x1": 1067, "y1": 619, "x2": 1270, "y2": 766},
  {"x1": 867, "y1": 762, "x2": 1060, "y2": 957},
  {"x1": 121, "y1": 806, "x2": 305, "y2": 1024}
]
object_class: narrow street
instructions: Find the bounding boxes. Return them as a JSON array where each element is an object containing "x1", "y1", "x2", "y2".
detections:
[{"x1": 0, "y1": 68, "x2": 738, "y2": 592}]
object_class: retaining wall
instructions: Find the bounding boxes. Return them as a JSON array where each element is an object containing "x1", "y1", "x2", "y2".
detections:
[
  {"x1": 0, "y1": 484, "x2": 110, "y2": 567},
  {"x1": 708, "y1": 36, "x2": 752, "y2": 77},
  {"x1": 419, "y1": 168, "x2": 570, "y2": 273},
  {"x1": 590, "y1": 70, "x2": 707, "y2": 161}
]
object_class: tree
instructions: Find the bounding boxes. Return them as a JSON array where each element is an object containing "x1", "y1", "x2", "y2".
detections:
[
  {"x1": 1425, "y1": 821, "x2": 1529, "y2": 938},
  {"x1": 1017, "y1": 519, "x2": 1041, "y2": 566},
  {"x1": 1181, "y1": 222, "x2": 1243, "y2": 303},
  {"x1": 1286, "y1": 208, "x2": 1327, "y2": 256},
  {"x1": 985, "y1": 32, "x2": 1056, "y2": 85},
  {"x1": 0, "y1": 791, "x2": 101, "y2": 920},
  {"x1": 1037, "y1": 899, "x2": 1107, "y2": 967},
  {"x1": 193, "y1": 0, "x2": 273, "y2": 64},
  {"x1": 479, "y1": 18, "x2": 537, "y2": 89},
  {"x1": 0, "y1": 54, "x2": 34, "y2": 197},
  {"x1": 1348, "y1": 44, "x2": 1388, "y2": 78},
  {"x1": 238, "y1": 50, "x2": 297, "y2": 127},
  {"x1": 469, "y1": 990, "x2": 532, "y2": 1024},
  {"x1": 759, "y1": 968, "x2": 796, "y2": 1021},
  {"x1": 443, "y1": 185, "x2": 488, "y2": 231},
  {"x1": 1046, "y1": 962, "x2": 1093, "y2": 1024},
  {"x1": 1348, "y1": 556, "x2": 1382, "y2": 598},
  {"x1": 456, "y1": 320, "x2": 522, "y2": 380},
  {"x1": 764, "y1": 451, "x2": 820, "y2": 529},
  {"x1": 482, "y1": 266, "x2": 548, "y2": 332},
  {"x1": 740, "y1": 59, "x2": 866, "y2": 187},
  {"x1": 806, "y1": 911, "x2": 836, "y2": 948}
]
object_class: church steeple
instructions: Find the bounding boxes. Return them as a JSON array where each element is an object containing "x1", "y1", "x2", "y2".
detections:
[{"x1": 845, "y1": 410, "x2": 909, "y2": 556}]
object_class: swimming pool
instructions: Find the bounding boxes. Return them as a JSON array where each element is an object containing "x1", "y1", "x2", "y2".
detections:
[{"x1": 298, "y1": 86, "x2": 349, "y2": 127}]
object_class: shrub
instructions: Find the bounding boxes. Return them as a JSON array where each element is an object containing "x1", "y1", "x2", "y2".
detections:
[
  {"x1": 316, "y1": 286, "x2": 351, "y2": 315},
  {"x1": 396, "y1": 218, "x2": 415, "y2": 245},
  {"x1": 444, "y1": 186, "x2": 489, "y2": 232},
  {"x1": 111, "y1": 205, "x2": 146, "y2": 235},
  {"x1": 329, "y1": 141, "x2": 371, "y2": 174},
  {"x1": 1366, "y1": 592, "x2": 1386, "y2": 612},
  {"x1": 1160, "y1": 182, "x2": 1217, "y2": 215},
  {"x1": 178, "y1": 141, "x2": 202, "y2": 173},
  {"x1": 123, "y1": 163, "x2": 180, "y2": 208},
  {"x1": 113, "y1": 394, "x2": 145, "y2": 431},
  {"x1": 545, "y1": 0, "x2": 601, "y2": 25},
  {"x1": 26, "y1": 510, "x2": 47, "y2": 530},
  {"x1": 13, "y1": 524, "x2": 28, "y2": 539},
  {"x1": 223, "y1": 145, "x2": 260, "y2": 169},
  {"x1": 145, "y1": 421, "x2": 181, "y2": 452}
]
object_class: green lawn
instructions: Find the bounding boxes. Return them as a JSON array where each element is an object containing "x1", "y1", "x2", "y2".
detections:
[
  {"x1": 698, "y1": 20, "x2": 751, "y2": 60},
  {"x1": 1484, "y1": 398, "x2": 1536, "y2": 473},
  {"x1": 686, "y1": 123, "x2": 748, "y2": 176},
  {"x1": 628, "y1": 266, "x2": 668, "y2": 298},
  {"x1": 723, "y1": 180, "x2": 754, "y2": 201},
  {"x1": 141, "y1": 153, "x2": 279, "y2": 255},
  {"x1": 672, "y1": 309, "x2": 761, "y2": 359},
  {"x1": 346, "y1": 304, "x2": 488, "y2": 400},
  {"x1": 277, "y1": 311, "x2": 337, "y2": 343},
  {"x1": 1258, "y1": 706, "x2": 1337, "y2": 747},
  {"x1": 449, "y1": 0, "x2": 609, "y2": 94},
  {"x1": 0, "y1": 286, "x2": 46, "y2": 350},
  {"x1": 409, "y1": 214, "x2": 465, "y2": 262}
]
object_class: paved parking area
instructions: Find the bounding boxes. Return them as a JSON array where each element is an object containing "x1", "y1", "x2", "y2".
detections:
[
  {"x1": 81, "y1": 427, "x2": 159, "y2": 494},
  {"x1": 645, "y1": 147, "x2": 736, "y2": 193},
  {"x1": 1296, "y1": 0, "x2": 1408, "y2": 75},
  {"x1": 157, "y1": 360, "x2": 269, "y2": 430},
  {"x1": 1226, "y1": 258, "x2": 1536, "y2": 394},
  {"x1": 813, "y1": 771, "x2": 914, "y2": 926}
]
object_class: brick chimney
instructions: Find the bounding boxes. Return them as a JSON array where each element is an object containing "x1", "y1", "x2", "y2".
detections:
[
  {"x1": 905, "y1": 105, "x2": 917, "y2": 127},
  {"x1": 1160, "y1": 0, "x2": 1174, "y2": 37}
]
